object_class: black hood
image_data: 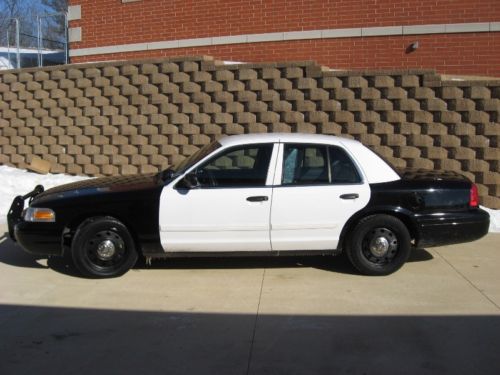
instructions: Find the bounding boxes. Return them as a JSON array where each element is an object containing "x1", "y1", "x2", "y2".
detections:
[{"x1": 35, "y1": 173, "x2": 161, "y2": 200}]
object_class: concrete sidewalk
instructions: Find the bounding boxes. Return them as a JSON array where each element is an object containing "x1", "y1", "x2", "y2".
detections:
[{"x1": 0, "y1": 225, "x2": 499, "y2": 375}]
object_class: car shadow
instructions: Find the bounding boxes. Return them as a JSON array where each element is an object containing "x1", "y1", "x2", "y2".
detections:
[
  {"x1": 0, "y1": 233, "x2": 49, "y2": 269},
  {"x1": 0, "y1": 232, "x2": 434, "y2": 278}
]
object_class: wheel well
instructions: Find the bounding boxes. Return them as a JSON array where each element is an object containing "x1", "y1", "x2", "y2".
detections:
[
  {"x1": 62, "y1": 214, "x2": 141, "y2": 257},
  {"x1": 338, "y1": 211, "x2": 418, "y2": 251}
]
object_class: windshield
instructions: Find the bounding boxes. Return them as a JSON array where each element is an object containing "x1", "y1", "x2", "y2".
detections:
[{"x1": 165, "y1": 141, "x2": 222, "y2": 176}]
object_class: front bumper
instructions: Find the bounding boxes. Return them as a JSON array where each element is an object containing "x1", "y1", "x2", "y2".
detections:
[
  {"x1": 7, "y1": 185, "x2": 63, "y2": 257},
  {"x1": 415, "y1": 208, "x2": 490, "y2": 248}
]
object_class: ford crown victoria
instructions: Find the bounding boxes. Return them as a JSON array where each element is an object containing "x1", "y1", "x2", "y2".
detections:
[{"x1": 8, "y1": 133, "x2": 489, "y2": 277}]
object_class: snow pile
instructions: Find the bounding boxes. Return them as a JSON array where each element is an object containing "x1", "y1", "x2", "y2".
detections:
[
  {"x1": 0, "y1": 165, "x2": 88, "y2": 225},
  {"x1": 0, "y1": 164, "x2": 498, "y2": 233}
]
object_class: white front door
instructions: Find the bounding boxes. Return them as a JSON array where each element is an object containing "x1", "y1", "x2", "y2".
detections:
[
  {"x1": 159, "y1": 143, "x2": 277, "y2": 252},
  {"x1": 271, "y1": 143, "x2": 370, "y2": 251}
]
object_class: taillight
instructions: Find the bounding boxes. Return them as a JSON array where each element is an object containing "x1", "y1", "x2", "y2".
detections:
[{"x1": 469, "y1": 184, "x2": 479, "y2": 208}]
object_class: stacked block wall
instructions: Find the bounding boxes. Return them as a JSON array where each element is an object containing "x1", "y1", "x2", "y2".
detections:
[{"x1": 0, "y1": 56, "x2": 499, "y2": 208}]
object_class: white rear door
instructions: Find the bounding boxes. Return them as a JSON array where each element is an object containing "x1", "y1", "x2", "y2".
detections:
[{"x1": 271, "y1": 143, "x2": 370, "y2": 251}]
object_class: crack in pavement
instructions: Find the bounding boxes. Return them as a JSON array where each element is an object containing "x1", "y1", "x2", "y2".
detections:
[
  {"x1": 246, "y1": 268, "x2": 266, "y2": 375},
  {"x1": 434, "y1": 249, "x2": 500, "y2": 311}
]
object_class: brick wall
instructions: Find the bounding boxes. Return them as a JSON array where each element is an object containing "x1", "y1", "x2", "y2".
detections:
[
  {"x1": 0, "y1": 56, "x2": 499, "y2": 208},
  {"x1": 71, "y1": 33, "x2": 500, "y2": 77},
  {"x1": 68, "y1": 0, "x2": 500, "y2": 76}
]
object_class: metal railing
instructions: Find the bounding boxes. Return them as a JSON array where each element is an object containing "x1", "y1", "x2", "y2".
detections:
[{"x1": 2, "y1": 12, "x2": 68, "y2": 69}]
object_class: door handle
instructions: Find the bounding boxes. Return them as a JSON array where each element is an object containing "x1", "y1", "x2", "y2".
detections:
[
  {"x1": 340, "y1": 193, "x2": 359, "y2": 200},
  {"x1": 246, "y1": 196, "x2": 269, "y2": 202}
]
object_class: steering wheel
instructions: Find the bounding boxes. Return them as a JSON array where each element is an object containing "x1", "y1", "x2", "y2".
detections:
[{"x1": 199, "y1": 168, "x2": 218, "y2": 187}]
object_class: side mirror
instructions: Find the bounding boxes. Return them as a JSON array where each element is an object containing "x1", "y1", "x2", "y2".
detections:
[{"x1": 176, "y1": 172, "x2": 200, "y2": 190}]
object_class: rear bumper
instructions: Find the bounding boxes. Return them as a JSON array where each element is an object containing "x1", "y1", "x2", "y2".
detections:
[{"x1": 416, "y1": 208, "x2": 490, "y2": 248}]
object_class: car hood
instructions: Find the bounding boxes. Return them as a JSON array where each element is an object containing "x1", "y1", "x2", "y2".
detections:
[{"x1": 35, "y1": 173, "x2": 161, "y2": 201}]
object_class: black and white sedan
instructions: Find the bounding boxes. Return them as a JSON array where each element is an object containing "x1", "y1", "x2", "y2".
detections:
[{"x1": 8, "y1": 133, "x2": 489, "y2": 277}]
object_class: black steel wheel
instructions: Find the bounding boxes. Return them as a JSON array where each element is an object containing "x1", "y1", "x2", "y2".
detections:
[
  {"x1": 71, "y1": 216, "x2": 138, "y2": 278},
  {"x1": 346, "y1": 214, "x2": 411, "y2": 276}
]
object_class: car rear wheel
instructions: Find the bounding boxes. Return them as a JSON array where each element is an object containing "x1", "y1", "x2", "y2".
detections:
[
  {"x1": 346, "y1": 214, "x2": 411, "y2": 276},
  {"x1": 71, "y1": 216, "x2": 138, "y2": 278}
]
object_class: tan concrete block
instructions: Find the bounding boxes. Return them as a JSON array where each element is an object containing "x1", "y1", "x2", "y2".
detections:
[
  {"x1": 140, "y1": 63, "x2": 159, "y2": 75},
  {"x1": 104, "y1": 154, "x2": 125, "y2": 168},
  {"x1": 467, "y1": 111, "x2": 490, "y2": 123},
  {"x1": 119, "y1": 164, "x2": 138, "y2": 175},
  {"x1": 222, "y1": 102, "x2": 242, "y2": 114},
  {"x1": 96, "y1": 164, "x2": 117, "y2": 176},
  {"x1": 91, "y1": 154, "x2": 109, "y2": 165},
  {"x1": 438, "y1": 134, "x2": 461, "y2": 147},
  {"x1": 66, "y1": 68, "x2": 83, "y2": 80},
  {"x1": 93, "y1": 96, "x2": 110, "y2": 107},
  {"x1": 82, "y1": 143, "x2": 100, "y2": 155},
  {"x1": 271, "y1": 101, "x2": 292, "y2": 112},
  {"x1": 261, "y1": 68, "x2": 281, "y2": 80},
  {"x1": 130, "y1": 154, "x2": 148, "y2": 166},
  {"x1": 130, "y1": 74, "x2": 148, "y2": 86},
  {"x1": 410, "y1": 87, "x2": 435, "y2": 99},
  {"x1": 32, "y1": 125, "x2": 49, "y2": 136},
  {"x1": 189, "y1": 134, "x2": 211, "y2": 146},
  {"x1": 234, "y1": 112, "x2": 254, "y2": 124},
  {"x1": 236, "y1": 68, "x2": 257, "y2": 81},
  {"x1": 110, "y1": 95, "x2": 128, "y2": 106},
  {"x1": 57, "y1": 154, "x2": 75, "y2": 165},
  {"x1": 66, "y1": 164, "x2": 83, "y2": 175},
  {"x1": 32, "y1": 70, "x2": 49, "y2": 82},
  {"x1": 76, "y1": 96, "x2": 93, "y2": 109},
  {"x1": 102, "y1": 65, "x2": 120, "y2": 77},
  {"x1": 83, "y1": 164, "x2": 100, "y2": 175},
  {"x1": 75, "y1": 154, "x2": 92, "y2": 166},
  {"x1": 211, "y1": 113, "x2": 231, "y2": 124},
  {"x1": 111, "y1": 75, "x2": 129, "y2": 87},
  {"x1": 55, "y1": 97, "x2": 73, "y2": 109},
  {"x1": 245, "y1": 123, "x2": 268, "y2": 133},
  {"x1": 180, "y1": 61, "x2": 199, "y2": 72},
  {"x1": 248, "y1": 79, "x2": 268, "y2": 91},
  {"x1": 204, "y1": 81, "x2": 223, "y2": 93},
  {"x1": 200, "y1": 123, "x2": 222, "y2": 135},
  {"x1": 400, "y1": 75, "x2": 420, "y2": 87},
  {"x1": 65, "y1": 88, "x2": 83, "y2": 99},
  {"x1": 74, "y1": 134, "x2": 92, "y2": 145},
  {"x1": 467, "y1": 86, "x2": 491, "y2": 99},
  {"x1": 296, "y1": 101, "x2": 316, "y2": 112},
  {"x1": 31, "y1": 143, "x2": 48, "y2": 154},
  {"x1": 64, "y1": 106, "x2": 81, "y2": 117},
  {"x1": 120, "y1": 84, "x2": 138, "y2": 96}
]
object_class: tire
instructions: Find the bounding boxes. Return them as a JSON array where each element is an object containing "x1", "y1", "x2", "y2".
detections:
[
  {"x1": 346, "y1": 214, "x2": 411, "y2": 276},
  {"x1": 71, "y1": 216, "x2": 138, "y2": 278}
]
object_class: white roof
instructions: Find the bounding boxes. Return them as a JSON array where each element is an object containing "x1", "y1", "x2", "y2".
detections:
[
  {"x1": 218, "y1": 133, "x2": 360, "y2": 147},
  {"x1": 217, "y1": 132, "x2": 400, "y2": 184}
]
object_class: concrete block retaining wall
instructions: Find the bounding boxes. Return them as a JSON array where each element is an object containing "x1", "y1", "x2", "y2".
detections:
[{"x1": 0, "y1": 56, "x2": 498, "y2": 208}]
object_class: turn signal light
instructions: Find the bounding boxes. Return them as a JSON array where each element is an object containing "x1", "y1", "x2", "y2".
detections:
[
  {"x1": 469, "y1": 184, "x2": 479, "y2": 208},
  {"x1": 24, "y1": 208, "x2": 56, "y2": 222}
]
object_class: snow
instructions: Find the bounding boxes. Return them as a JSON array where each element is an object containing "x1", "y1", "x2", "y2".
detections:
[
  {"x1": 0, "y1": 164, "x2": 498, "y2": 233},
  {"x1": 0, "y1": 165, "x2": 88, "y2": 225}
]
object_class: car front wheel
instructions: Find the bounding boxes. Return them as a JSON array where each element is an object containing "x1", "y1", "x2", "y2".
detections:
[
  {"x1": 346, "y1": 214, "x2": 411, "y2": 276},
  {"x1": 71, "y1": 216, "x2": 138, "y2": 278}
]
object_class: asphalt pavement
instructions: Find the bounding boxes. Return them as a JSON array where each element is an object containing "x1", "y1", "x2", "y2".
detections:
[{"x1": 0, "y1": 224, "x2": 499, "y2": 375}]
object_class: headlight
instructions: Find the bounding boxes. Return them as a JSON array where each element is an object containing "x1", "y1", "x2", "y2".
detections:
[{"x1": 24, "y1": 208, "x2": 56, "y2": 222}]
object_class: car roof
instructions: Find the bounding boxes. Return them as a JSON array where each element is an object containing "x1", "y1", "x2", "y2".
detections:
[{"x1": 218, "y1": 133, "x2": 361, "y2": 148}]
